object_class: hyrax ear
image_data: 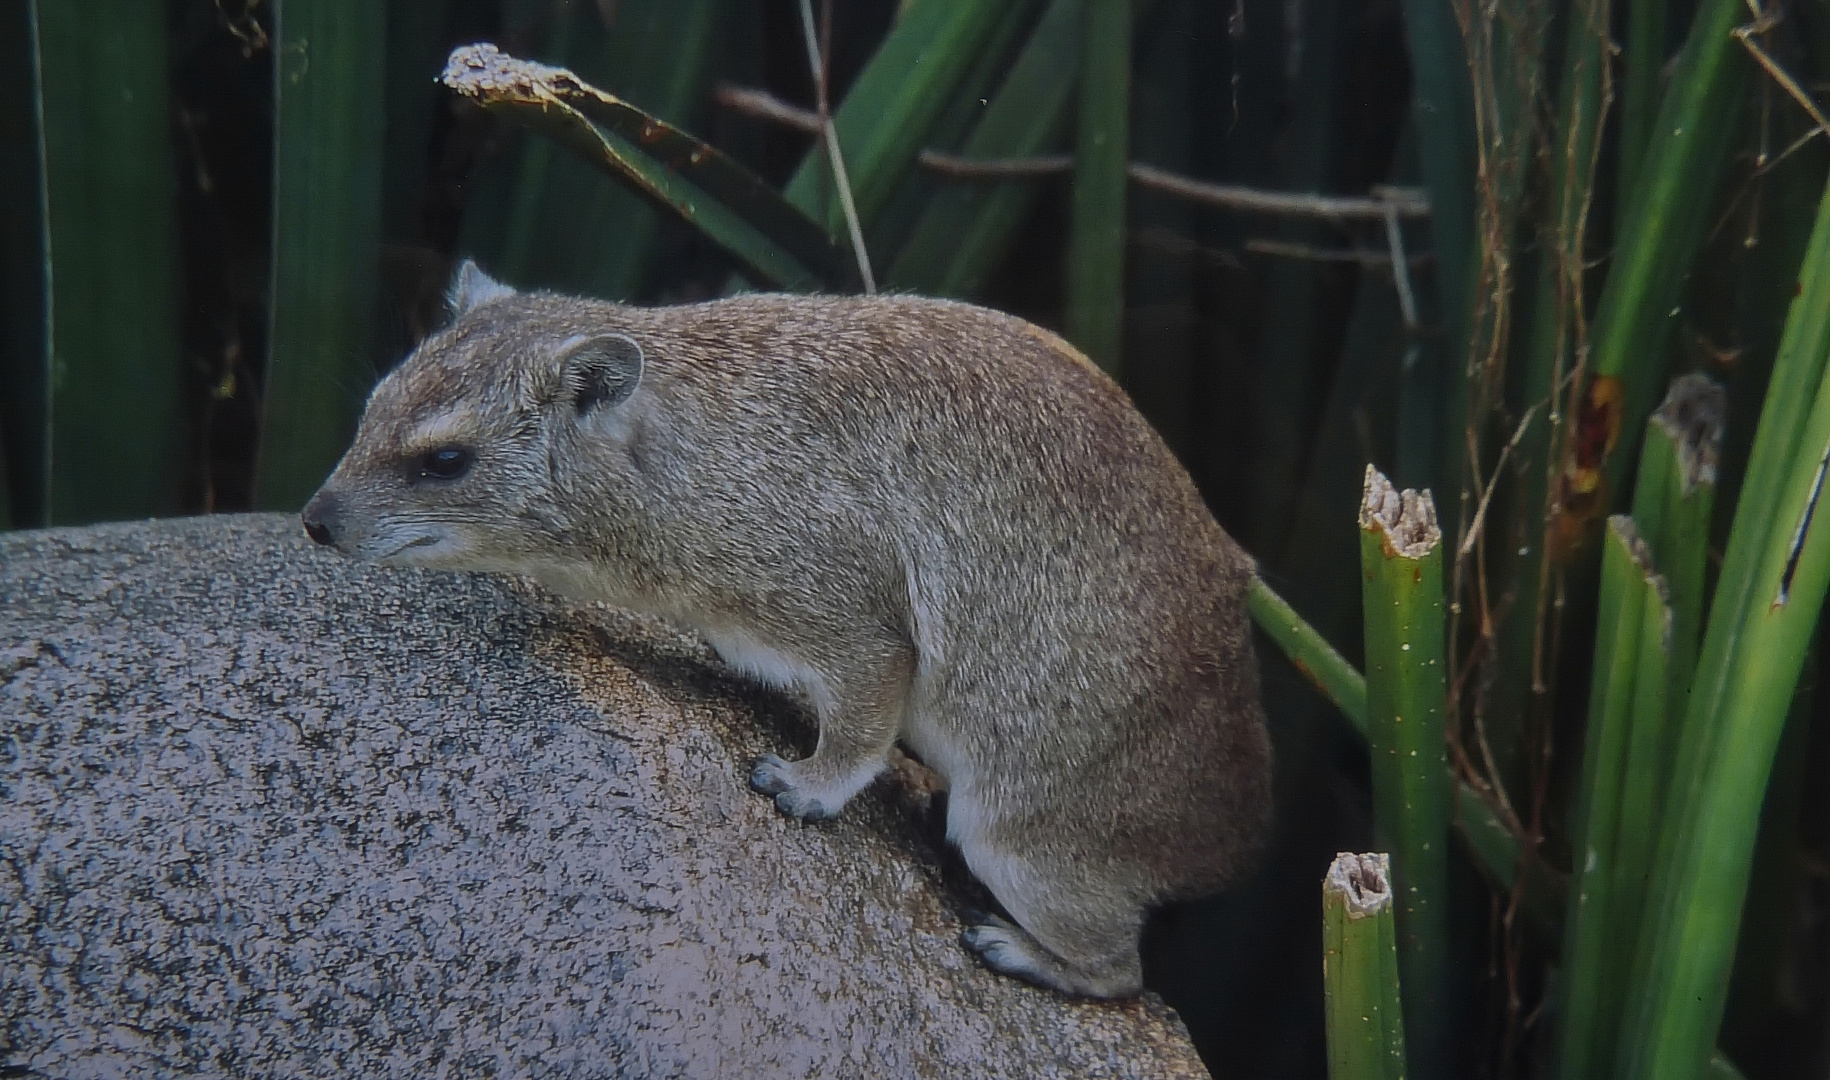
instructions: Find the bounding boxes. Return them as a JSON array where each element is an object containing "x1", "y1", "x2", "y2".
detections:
[
  {"x1": 447, "y1": 258, "x2": 516, "y2": 316},
  {"x1": 560, "y1": 333, "x2": 644, "y2": 415}
]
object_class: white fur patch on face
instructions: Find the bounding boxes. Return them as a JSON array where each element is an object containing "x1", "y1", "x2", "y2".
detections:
[{"x1": 364, "y1": 522, "x2": 465, "y2": 566}]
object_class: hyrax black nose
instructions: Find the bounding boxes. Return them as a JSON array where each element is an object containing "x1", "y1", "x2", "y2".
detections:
[{"x1": 301, "y1": 493, "x2": 339, "y2": 547}]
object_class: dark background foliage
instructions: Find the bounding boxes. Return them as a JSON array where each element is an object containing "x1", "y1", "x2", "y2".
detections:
[{"x1": 8, "y1": 1, "x2": 1830, "y2": 1076}]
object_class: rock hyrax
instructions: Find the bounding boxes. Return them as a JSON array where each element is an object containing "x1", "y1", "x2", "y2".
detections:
[{"x1": 302, "y1": 262, "x2": 1272, "y2": 998}]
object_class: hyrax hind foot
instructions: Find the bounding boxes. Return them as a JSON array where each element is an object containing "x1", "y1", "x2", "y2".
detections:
[
  {"x1": 961, "y1": 914, "x2": 1144, "y2": 999},
  {"x1": 748, "y1": 753, "x2": 880, "y2": 822}
]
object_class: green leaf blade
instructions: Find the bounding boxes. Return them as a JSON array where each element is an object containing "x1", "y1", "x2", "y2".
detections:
[
  {"x1": 257, "y1": 0, "x2": 389, "y2": 512},
  {"x1": 1619, "y1": 175, "x2": 1830, "y2": 1080},
  {"x1": 1063, "y1": 0, "x2": 1130, "y2": 377},
  {"x1": 443, "y1": 44, "x2": 843, "y2": 293},
  {"x1": 34, "y1": 0, "x2": 186, "y2": 524},
  {"x1": 885, "y1": 0, "x2": 1084, "y2": 297},
  {"x1": 782, "y1": 0, "x2": 1016, "y2": 235},
  {"x1": 1591, "y1": 0, "x2": 1751, "y2": 497},
  {"x1": 1559, "y1": 516, "x2": 1662, "y2": 1080}
]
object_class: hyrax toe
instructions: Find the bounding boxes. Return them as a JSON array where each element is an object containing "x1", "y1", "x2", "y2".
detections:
[
  {"x1": 747, "y1": 754, "x2": 842, "y2": 821},
  {"x1": 772, "y1": 788, "x2": 840, "y2": 821},
  {"x1": 961, "y1": 915, "x2": 1143, "y2": 999},
  {"x1": 748, "y1": 754, "x2": 797, "y2": 795},
  {"x1": 747, "y1": 751, "x2": 887, "y2": 822},
  {"x1": 962, "y1": 915, "x2": 1077, "y2": 990},
  {"x1": 961, "y1": 918, "x2": 1035, "y2": 977}
]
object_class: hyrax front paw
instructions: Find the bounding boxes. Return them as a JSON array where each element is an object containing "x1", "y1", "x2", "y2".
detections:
[
  {"x1": 962, "y1": 917, "x2": 1048, "y2": 983},
  {"x1": 748, "y1": 754, "x2": 841, "y2": 821}
]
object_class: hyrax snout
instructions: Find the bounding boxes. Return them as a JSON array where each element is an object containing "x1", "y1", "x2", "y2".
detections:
[{"x1": 303, "y1": 261, "x2": 1272, "y2": 998}]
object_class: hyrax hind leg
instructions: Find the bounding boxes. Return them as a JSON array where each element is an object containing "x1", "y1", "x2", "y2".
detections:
[
  {"x1": 747, "y1": 638, "x2": 914, "y2": 822},
  {"x1": 954, "y1": 825, "x2": 1147, "y2": 998}
]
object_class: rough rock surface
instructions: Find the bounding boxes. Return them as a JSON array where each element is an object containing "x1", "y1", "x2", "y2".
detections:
[{"x1": 0, "y1": 514, "x2": 1209, "y2": 1079}]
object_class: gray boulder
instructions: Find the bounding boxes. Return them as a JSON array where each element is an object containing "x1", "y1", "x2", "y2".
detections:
[{"x1": 0, "y1": 514, "x2": 1210, "y2": 1079}]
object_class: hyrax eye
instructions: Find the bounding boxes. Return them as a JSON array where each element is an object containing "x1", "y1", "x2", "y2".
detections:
[{"x1": 417, "y1": 446, "x2": 474, "y2": 481}]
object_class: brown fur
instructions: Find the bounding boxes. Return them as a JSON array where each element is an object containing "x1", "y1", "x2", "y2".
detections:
[{"x1": 303, "y1": 264, "x2": 1272, "y2": 997}]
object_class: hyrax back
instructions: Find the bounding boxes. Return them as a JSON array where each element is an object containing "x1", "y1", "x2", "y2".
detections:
[{"x1": 303, "y1": 264, "x2": 1272, "y2": 998}]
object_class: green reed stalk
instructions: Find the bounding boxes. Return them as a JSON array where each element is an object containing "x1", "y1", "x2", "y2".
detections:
[
  {"x1": 1617, "y1": 0, "x2": 1668, "y2": 211},
  {"x1": 1323, "y1": 852, "x2": 1409, "y2": 1080},
  {"x1": 1062, "y1": 0, "x2": 1129, "y2": 377},
  {"x1": 1249, "y1": 574, "x2": 1550, "y2": 935},
  {"x1": 1631, "y1": 375, "x2": 1724, "y2": 740},
  {"x1": 31, "y1": 0, "x2": 185, "y2": 523},
  {"x1": 1559, "y1": 516, "x2": 1667, "y2": 1080},
  {"x1": 863, "y1": 0, "x2": 1042, "y2": 267},
  {"x1": 1358, "y1": 466, "x2": 1450, "y2": 1079},
  {"x1": 1487, "y1": 0, "x2": 1608, "y2": 806},
  {"x1": 1591, "y1": 0, "x2": 1750, "y2": 499},
  {"x1": 1248, "y1": 577, "x2": 1369, "y2": 725},
  {"x1": 1394, "y1": 0, "x2": 1474, "y2": 350},
  {"x1": 1618, "y1": 175, "x2": 1830, "y2": 1080}
]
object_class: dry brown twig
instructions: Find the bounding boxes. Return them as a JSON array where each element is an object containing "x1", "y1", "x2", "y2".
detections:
[
  {"x1": 1457, "y1": 400, "x2": 1550, "y2": 560},
  {"x1": 919, "y1": 150, "x2": 1432, "y2": 219},
  {"x1": 712, "y1": 84, "x2": 824, "y2": 135},
  {"x1": 711, "y1": 85, "x2": 1434, "y2": 224},
  {"x1": 1245, "y1": 238, "x2": 1430, "y2": 267},
  {"x1": 1735, "y1": 1, "x2": 1830, "y2": 139}
]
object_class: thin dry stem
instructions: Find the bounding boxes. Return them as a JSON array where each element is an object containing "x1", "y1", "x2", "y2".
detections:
[
  {"x1": 917, "y1": 150, "x2": 1078, "y2": 177},
  {"x1": 1459, "y1": 402, "x2": 1546, "y2": 559},
  {"x1": 713, "y1": 83, "x2": 824, "y2": 134},
  {"x1": 1127, "y1": 162, "x2": 1432, "y2": 219},
  {"x1": 1735, "y1": 4, "x2": 1830, "y2": 137},
  {"x1": 1448, "y1": 1, "x2": 1592, "y2": 1067},
  {"x1": 796, "y1": 0, "x2": 874, "y2": 294},
  {"x1": 915, "y1": 151, "x2": 1434, "y2": 218},
  {"x1": 1384, "y1": 205, "x2": 1424, "y2": 374},
  {"x1": 1245, "y1": 238, "x2": 1429, "y2": 266}
]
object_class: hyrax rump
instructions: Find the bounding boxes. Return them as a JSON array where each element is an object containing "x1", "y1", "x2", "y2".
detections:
[{"x1": 302, "y1": 262, "x2": 1272, "y2": 998}]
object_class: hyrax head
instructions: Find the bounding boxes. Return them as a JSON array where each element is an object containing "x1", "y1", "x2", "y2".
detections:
[{"x1": 302, "y1": 261, "x2": 645, "y2": 573}]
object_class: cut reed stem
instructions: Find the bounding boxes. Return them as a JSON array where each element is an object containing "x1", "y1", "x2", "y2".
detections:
[
  {"x1": 1618, "y1": 174, "x2": 1830, "y2": 1080},
  {"x1": 1358, "y1": 466, "x2": 1450, "y2": 1078},
  {"x1": 1323, "y1": 852, "x2": 1409, "y2": 1080}
]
